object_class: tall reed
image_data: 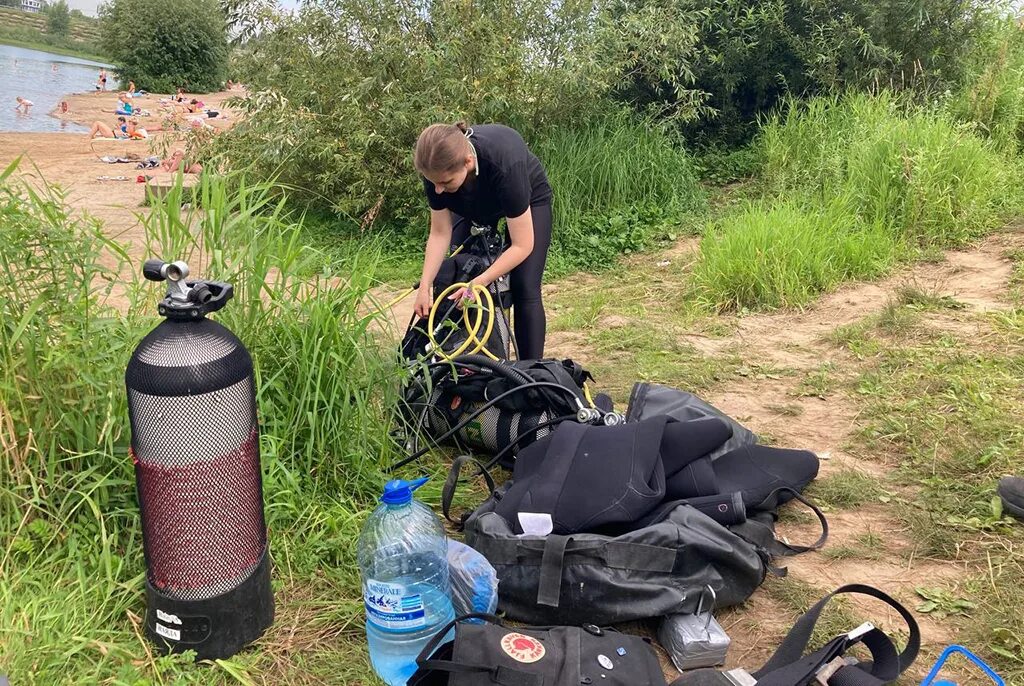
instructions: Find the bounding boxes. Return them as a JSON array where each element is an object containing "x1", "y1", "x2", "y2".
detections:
[{"x1": 0, "y1": 164, "x2": 401, "y2": 682}]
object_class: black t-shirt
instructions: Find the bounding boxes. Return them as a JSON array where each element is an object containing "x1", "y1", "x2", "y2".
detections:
[{"x1": 423, "y1": 124, "x2": 553, "y2": 225}]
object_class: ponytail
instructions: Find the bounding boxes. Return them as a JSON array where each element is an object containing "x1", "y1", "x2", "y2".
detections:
[{"x1": 414, "y1": 122, "x2": 472, "y2": 175}]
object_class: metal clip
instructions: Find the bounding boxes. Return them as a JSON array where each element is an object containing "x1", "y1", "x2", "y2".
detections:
[
  {"x1": 815, "y1": 657, "x2": 848, "y2": 685},
  {"x1": 847, "y1": 622, "x2": 874, "y2": 641},
  {"x1": 696, "y1": 585, "x2": 717, "y2": 637}
]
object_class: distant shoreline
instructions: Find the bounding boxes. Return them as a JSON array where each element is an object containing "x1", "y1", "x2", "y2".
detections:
[{"x1": 0, "y1": 37, "x2": 110, "y2": 65}]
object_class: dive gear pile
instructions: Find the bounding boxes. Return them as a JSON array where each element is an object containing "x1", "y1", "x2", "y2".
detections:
[{"x1": 453, "y1": 410, "x2": 825, "y2": 626}]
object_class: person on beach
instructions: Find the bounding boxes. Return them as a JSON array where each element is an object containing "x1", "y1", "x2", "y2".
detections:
[
  {"x1": 161, "y1": 150, "x2": 202, "y2": 174},
  {"x1": 125, "y1": 117, "x2": 159, "y2": 139},
  {"x1": 14, "y1": 97, "x2": 33, "y2": 114},
  {"x1": 86, "y1": 116, "x2": 132, "y2": 140},
  {"x1": 98, "y1": 69, "x2": 107, "y2": 91},
  {"x1": 116, "y1": 94, "x2": 134, "y2": 115},
  {"x1": 187, "y1": 99, "x2": 221, "y2": 118},
  {"x1": 175, "y1": 87, "x2": 186, "y2": 103}
]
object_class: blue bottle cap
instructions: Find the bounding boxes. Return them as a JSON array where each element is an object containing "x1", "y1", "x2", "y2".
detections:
[{"x1": 381, "y1": 477, "x2": 429, "y2": 505}]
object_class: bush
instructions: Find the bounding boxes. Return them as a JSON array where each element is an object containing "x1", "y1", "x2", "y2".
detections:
[
  {"x1": 614, "y1": 0, "x2": 1009, "y2": 145},
  {"x1": 214, "y1": 0, "x2": 709, "y2": 223},
  {"x1": 99, "y1": 0, "x2": 228, "y2": 93},
  {"x1": 46, "y1": 0, "x2": 70, "y2": 38},
  {"x1": 693, "y1": 199, "x2": 895, "y2": 311}
]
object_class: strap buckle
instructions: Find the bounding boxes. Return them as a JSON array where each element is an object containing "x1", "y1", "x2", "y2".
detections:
[
  {"x1": 815, "y1": 657, "x2": 848, "y2": 685},
  {"x1": 847, "y1": 621, "x2": 875, "y2": 641}
]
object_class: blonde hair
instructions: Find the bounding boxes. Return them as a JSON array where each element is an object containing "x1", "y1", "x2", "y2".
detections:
[{"x1": 414, "y1": 122, "x2": 471, "y2": 175}]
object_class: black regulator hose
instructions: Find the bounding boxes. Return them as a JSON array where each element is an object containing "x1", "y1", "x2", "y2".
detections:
[{"x1": 387, "y1": 380, "x2": 588, "y2": 472}]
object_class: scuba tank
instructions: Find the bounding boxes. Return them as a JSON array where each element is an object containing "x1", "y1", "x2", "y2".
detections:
[{"x1": 125, "y1": 259, "x2": 273, "y2": 660}]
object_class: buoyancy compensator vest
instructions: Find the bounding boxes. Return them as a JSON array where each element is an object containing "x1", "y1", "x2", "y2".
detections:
[{"x1": 392, "y1": 356, "x2": 618, "y2": 471}]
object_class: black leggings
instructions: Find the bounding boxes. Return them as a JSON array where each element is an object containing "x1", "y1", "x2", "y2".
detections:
[{"x1": 450, "y1": 203, "x2": 552, "y2": 359}]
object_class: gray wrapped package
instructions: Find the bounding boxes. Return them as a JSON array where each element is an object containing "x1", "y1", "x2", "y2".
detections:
[
  {"x1": 658, "y1": 586, "x2": 731, "y2": 672},
  {"x1": 447, "y1": 540, "x2": 498, "y2": 617}
]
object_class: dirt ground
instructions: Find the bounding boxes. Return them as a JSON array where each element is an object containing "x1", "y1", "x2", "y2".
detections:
[{"x1": 544, "y1": 227, "x2": 1024, "y2": 682}]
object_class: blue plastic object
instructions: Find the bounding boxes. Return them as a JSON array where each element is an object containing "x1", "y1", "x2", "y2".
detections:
[
  {"x1": 920, "y1": 645, "x2": 1004, "y2": 686},
  {"x1": 381, "y1": 476, "x2": 429, "y2": 505}
]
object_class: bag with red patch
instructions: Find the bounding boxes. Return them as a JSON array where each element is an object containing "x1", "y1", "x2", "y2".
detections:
[{"x1": 408, "y1": 613, "x2": 668, "y2": 686}]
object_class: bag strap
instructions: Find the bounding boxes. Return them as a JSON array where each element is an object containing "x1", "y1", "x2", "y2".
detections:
[
  {"x1": 736, "y1": 487, "x2": 829, "y2": 568},
  {"x1": 762, "y1": 487, "x2": 829, "y2": 555},
  {"x1": 414, "y1": 613, "x2": 543, "y2": 686},
  {"x1": 441, "y1": 454, "x2": 496, "y2": 528},
  {"x1": 537, "y1": 534, "x2": 573, "y2": 607},
  {"x1": 754, "y1": 584, "x2": 920, "y2": 686}
]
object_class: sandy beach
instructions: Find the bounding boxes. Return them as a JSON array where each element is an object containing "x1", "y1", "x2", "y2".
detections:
[{"x1": 0, "y1": 87, "x2": 240, "y2": 265}]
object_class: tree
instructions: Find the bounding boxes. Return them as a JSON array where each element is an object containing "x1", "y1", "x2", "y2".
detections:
[
  {"x1": 46, "y1": 0, "x2": 71, "y2": 38},
  {"x1": 99, "y1": 0, "x2": 228, "y2": 93}
]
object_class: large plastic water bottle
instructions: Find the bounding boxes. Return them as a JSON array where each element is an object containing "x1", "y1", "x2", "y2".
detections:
[{"x1": 359, "y1": 477, "x2": 455, "y2": 685}]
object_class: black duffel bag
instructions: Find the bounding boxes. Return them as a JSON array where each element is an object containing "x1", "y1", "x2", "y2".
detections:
[
  {"x1": 408, "y1": 613, "x2": 668, "y2": 686},
  {"x1": 464, "y1": 488, "x2": 768, "y2": 625}
]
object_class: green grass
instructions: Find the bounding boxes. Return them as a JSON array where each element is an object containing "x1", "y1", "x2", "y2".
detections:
[
  {"x1": 534, "y1": 110, "x2": 706, "y2": 275},
  {"x1": 0, "y1": 24, "x2": 107, "y2": 63},
  {"x1": 693, "y1": 91, "x2": 1022, "y2": 312},
  {"x1": 822, "y1": 531, "x2": 886, "y2": 561},
  {"x1": 948, "y1": 17, "x2": 1024, "y2": 155},
  {"x1": 0, "y1": 161, "x2": 421, "y2": 683},
  {"x1": 692, "y1": 198, "x2": 896, "y2": 311},
  {"x1": 806, "y1": 469, "x2": 887, "y2": 509},
  {"x1": 843, "y1": 304, "x2": 1024, "y2": 678},
  {"x1": 793, "y1": 363, "x2": 838, "y2": 399},
  {"x1": 759, "y1": 92, "x2": 1019, "y2": 247}
]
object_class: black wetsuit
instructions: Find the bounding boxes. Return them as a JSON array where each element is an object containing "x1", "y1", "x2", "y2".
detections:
[{"x1": 423, "y1": 124, "x2": 553, "y2": 359}]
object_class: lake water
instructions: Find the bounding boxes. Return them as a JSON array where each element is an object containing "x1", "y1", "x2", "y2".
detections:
[{"x1": 0, "y1": 44, "x2": 113, "y2": 133}]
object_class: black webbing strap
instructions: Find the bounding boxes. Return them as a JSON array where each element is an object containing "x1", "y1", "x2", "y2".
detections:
[
  {"x1": 753, "y1": 584, "x2": 920, "y2": 686},
  {"x1": 764, "y1": 487, "x2": 829, "y2": 555},
  {"x1": 537, "y1": 534, "x2": 572, "y2": 607},
  {"x1": 739, "y1": 487, "x2": 829, "y2": 567},
  {"x1": 441, "y1": 454, "x2": 495, "y2": 528}
]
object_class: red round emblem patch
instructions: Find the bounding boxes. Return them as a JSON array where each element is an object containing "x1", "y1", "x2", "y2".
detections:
[{"x1": 500, "y1": 632, "x2": 546, "y2": 663}]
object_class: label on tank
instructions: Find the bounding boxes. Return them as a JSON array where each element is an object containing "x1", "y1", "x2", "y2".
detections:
[
  {"x1": 364, "y1": 580, "x2": 425, "y2": 630},
  {"x1": 155, "y1": 623, "x2": 181, "y2": 641}
]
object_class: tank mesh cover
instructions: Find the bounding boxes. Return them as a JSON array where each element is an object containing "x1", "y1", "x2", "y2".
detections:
[{"x1": 126, "y1": 319, "x2": 267, "y2": 601}]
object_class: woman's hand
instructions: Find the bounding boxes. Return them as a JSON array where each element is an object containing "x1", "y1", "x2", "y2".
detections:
[
  {"x1": 448, "y1": 278, "x2": 488, "y2": 309},
  {"x1": 414, "y1": 285, "x2": 434, "y2": 319},
  {"x1": 447, "y1": 286, "x2": 475, "y2": 308}
]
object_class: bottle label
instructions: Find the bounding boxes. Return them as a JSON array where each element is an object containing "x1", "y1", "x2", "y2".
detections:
[{"x1": 364, "y1": 580, "x2": 425, "y2": 630}]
